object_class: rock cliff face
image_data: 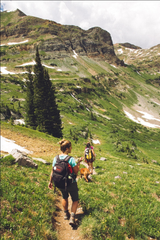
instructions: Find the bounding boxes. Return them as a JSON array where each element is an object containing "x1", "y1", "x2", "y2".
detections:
[
  {"x1": 38, "y1": 26, "x2": 123, "y2": 64},
  {"x1": 0, "y1": 9, "x2": 123, "y2": 65}
]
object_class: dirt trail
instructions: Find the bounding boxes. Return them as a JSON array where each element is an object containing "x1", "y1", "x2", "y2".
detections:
[
  {"x1": 53, "y1": 193, "x2": 85, "y2": 240},
  {"x1": 54, "y1": 165, "x2": 95, "y2": 240}
]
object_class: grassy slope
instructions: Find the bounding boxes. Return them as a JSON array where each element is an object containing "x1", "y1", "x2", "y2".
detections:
[
  {"x1": 1, "y1": 122, "x2": 160, "y2": 240},
  {"x1": 1, "y1": 155, "x2": 57, "y2": 240}
]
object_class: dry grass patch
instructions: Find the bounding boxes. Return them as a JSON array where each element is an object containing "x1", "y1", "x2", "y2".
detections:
[{"x1": 1, "y1": 128, "x2": 60, "y2": 159}]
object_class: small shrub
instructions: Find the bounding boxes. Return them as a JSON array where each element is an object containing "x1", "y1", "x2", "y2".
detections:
[{"x1": 1, "y1": 155, "x2": 15, "y2": 166}]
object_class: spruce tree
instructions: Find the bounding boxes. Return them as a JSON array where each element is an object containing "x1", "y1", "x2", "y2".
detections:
[
  {"x1": 43, "y1": 69, "x2": 63, "y2": 137},
  {"x1": 25, "y1": 66, "x2": 36, "y2": 128},
  {"x1": 33, "y1": 46, "x2": 46, "y2": 132},
  {"x1": 25, "y1": 46, "x2": 63, "y2": 137}
]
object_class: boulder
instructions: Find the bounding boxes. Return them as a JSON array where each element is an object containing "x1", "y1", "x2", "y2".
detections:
[
  {"x1": 10, "y1": 149, "x2": 38, "y2": 168},
  {"x1": 152, "y1": 160, "x2": 157, "y2": 164}
]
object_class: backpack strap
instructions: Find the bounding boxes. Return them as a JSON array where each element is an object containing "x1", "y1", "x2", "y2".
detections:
[
  {"x1": 64, "y1": 155, "x2": 71, "y2": 162},
  {"x1": 55, "y1": 154, "x2": 60, "y2": 163},
  {"x1": 55, "y1": 155, "x2": 71, "y2": 162},
  {"x1": 63, "y1": 156, "x2": 71, "y2": 191}
]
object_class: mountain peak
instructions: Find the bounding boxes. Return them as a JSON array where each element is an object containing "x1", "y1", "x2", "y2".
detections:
[
  {"x1": 119, "y1": 42, "x2": 141, "y2": 49},
  {"x1": 15, "y1": 8, "x2": 26, "y2": 17}
]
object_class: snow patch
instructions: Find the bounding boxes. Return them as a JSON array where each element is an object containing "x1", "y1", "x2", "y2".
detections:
[
  {"x1": 110, "y1": 65, "x2": 117, "y2": 68},
  {"x1": 1, "y1": 61, "x2": 59, "y2": 74},
  {"x1": 124, "y1": 110, "x2": 160, "y2": 128},
  {"x1": 0, "y1": 66, "x2": 33, "y2": 75},
  {"x1": 17, "y1": 61, "x2": 36, "y2": 67},
  {"x1": 92, "y1": 139, "x2": 100, "y2": 144},
  {"x1": 0, "y1": 40, "x2": 28, "y2": 46},
  {"x1": 17, "y1": 61, "x2": 55, "y2": 69},
  {"x1": 1, "y1": 67, "x2": 15, "y2": 74},
  {"x1": 152, "y1": 101, "x2": 160, "y2": 106},
  {"x1": 70, "y1": 93, "x2": 90, "y2": 111},
  {"x1": 117, "y1": 49, "x2": 123, "y2": 54},
  {"x1": 42, "y1": 64, "x2": 55, "y2": 69},
  {"x1": 73, "y1": 50, "x2": 78, "y2": 59},
  {"x1": 70, "y1": 94, "x2": 81, "y2": 103},
  {"x1": 1, "y1": 136, "x2": 32, "y2": 154},
  {"x1": 136, "y1": 71, "x2": 141, "y2": 75},
  {"x1": 136, "y1": 111, "x2": 160, "y2": 122},
  {"x1": 14, "y1": 119, "x2": 25, "y2": 125}
]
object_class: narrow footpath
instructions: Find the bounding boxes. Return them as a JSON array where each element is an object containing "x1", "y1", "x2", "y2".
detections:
[
  {"x1": 53, "y1": 162, "x2": 96, "y2": 240},
  {"x1": 53, "y1": 193, "x2": 85, "y2": 240}
]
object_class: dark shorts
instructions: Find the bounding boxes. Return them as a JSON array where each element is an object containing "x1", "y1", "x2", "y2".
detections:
[
  {"x1": 59, "y1": 181, "x2": 79, "y2": 202},
  {"x1": 85, "y1": 159, "x2": 94, "y2": 163}
]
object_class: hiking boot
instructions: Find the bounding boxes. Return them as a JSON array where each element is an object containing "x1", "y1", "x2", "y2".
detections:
[
  {"x1": 69, "y1": 212, "x2": 76, "y2": 227},
  {"x1": 69, "y1": 217, "x2": 76, "y2": 226},
  {"x1": 64, "y1": 210, "x2": 70, "y2": 220}
]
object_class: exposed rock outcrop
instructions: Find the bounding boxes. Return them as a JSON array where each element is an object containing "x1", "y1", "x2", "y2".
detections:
[{"x1": 10, "y1": 149, "x2": 38, "y2": 168}]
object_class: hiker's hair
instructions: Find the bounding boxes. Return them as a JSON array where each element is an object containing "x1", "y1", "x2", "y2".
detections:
[
  {"x1": 86, "y1": 142, "x2": 91, "y2": 148},
  {"x1": 59, "y1": 139, "x2": 71, "y2": 152}
]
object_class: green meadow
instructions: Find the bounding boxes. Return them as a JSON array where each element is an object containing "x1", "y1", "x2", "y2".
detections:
[
  {"x1": 1, "y1": 118, "x2": 160, "y2": 239},
  {"x1": 1, "y1": 154, "x2": 57, "y2": 240}
]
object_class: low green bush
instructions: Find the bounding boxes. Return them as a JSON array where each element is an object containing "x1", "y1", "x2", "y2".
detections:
[{"x1": 1, "y1": 154, "x2": 15, "y2": 166}]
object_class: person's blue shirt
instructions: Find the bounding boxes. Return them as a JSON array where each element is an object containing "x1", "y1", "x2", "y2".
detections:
[{"x1": 52, "y1": 155, "x2": 77, "y2": 168}]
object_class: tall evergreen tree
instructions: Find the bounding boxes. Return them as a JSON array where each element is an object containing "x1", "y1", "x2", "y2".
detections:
[
  {"x1": 25, "y1": 46, "x2": 63, "y2": 137},
  {"x1": 33, "y1": 47, "x2": 46, "y2": 132},
  {"x1": 25, "y1": 66, "x2": 36, "y2": 128},
  {"x1": 43, "y1": 69, "x2": 63, "y2": 137}
]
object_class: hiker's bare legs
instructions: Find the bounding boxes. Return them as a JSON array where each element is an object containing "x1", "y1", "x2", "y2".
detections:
[
  {"x1": 87, "y1": 162, "x2": 90, "y2": 170},
  {"x1": 71, "y1": 200, "x2": 78, "y2": 214},
  {"x1": 87, "y1": 162, "x2": 93, "y2": 174},
  {"x1": 69, "y1": 201, "x2": 78, "y2": 226},
  {"x1": 87, "y1": 162, "x2": 89, "y2": 170},
  {"x1": 62, "y1": 198, "x2": 78, "y2": 214},
  {"x1": 90, "y1": 162, "x2": 93, "y2": 174},
  {"x1": 62, "y1": 198, "x2": 68, "y2": 211}
]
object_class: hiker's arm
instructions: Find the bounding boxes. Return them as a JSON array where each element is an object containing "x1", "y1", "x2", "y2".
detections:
[
  {"x1": 73, "y1": 158, "x2": 83, "y2": 175},
  {"x1": 92, "y1": 149, "x2": 96, "y2": 159},
  {"x1": 84, "y1": 151, "x2": 86, "y2": 161},
  {"x1": 48, "y1": 168, "x2": 53, "y2": 189}
]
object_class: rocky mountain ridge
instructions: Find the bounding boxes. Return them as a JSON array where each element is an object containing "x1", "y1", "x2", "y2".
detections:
[
  {"x1": 0, "y1": 9, "x2": 124, "y2": 66},
  {"x1": 1, "y1": 8, "x2": 159, "y2": 74}
]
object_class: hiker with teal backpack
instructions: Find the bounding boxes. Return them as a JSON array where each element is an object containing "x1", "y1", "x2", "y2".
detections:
[
  {"x1": 48, "y1": 139, "x2": 82, "y2": 227},
  {"x1": 84, "y1": 142, "x2": 96, "y2": 174}
]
